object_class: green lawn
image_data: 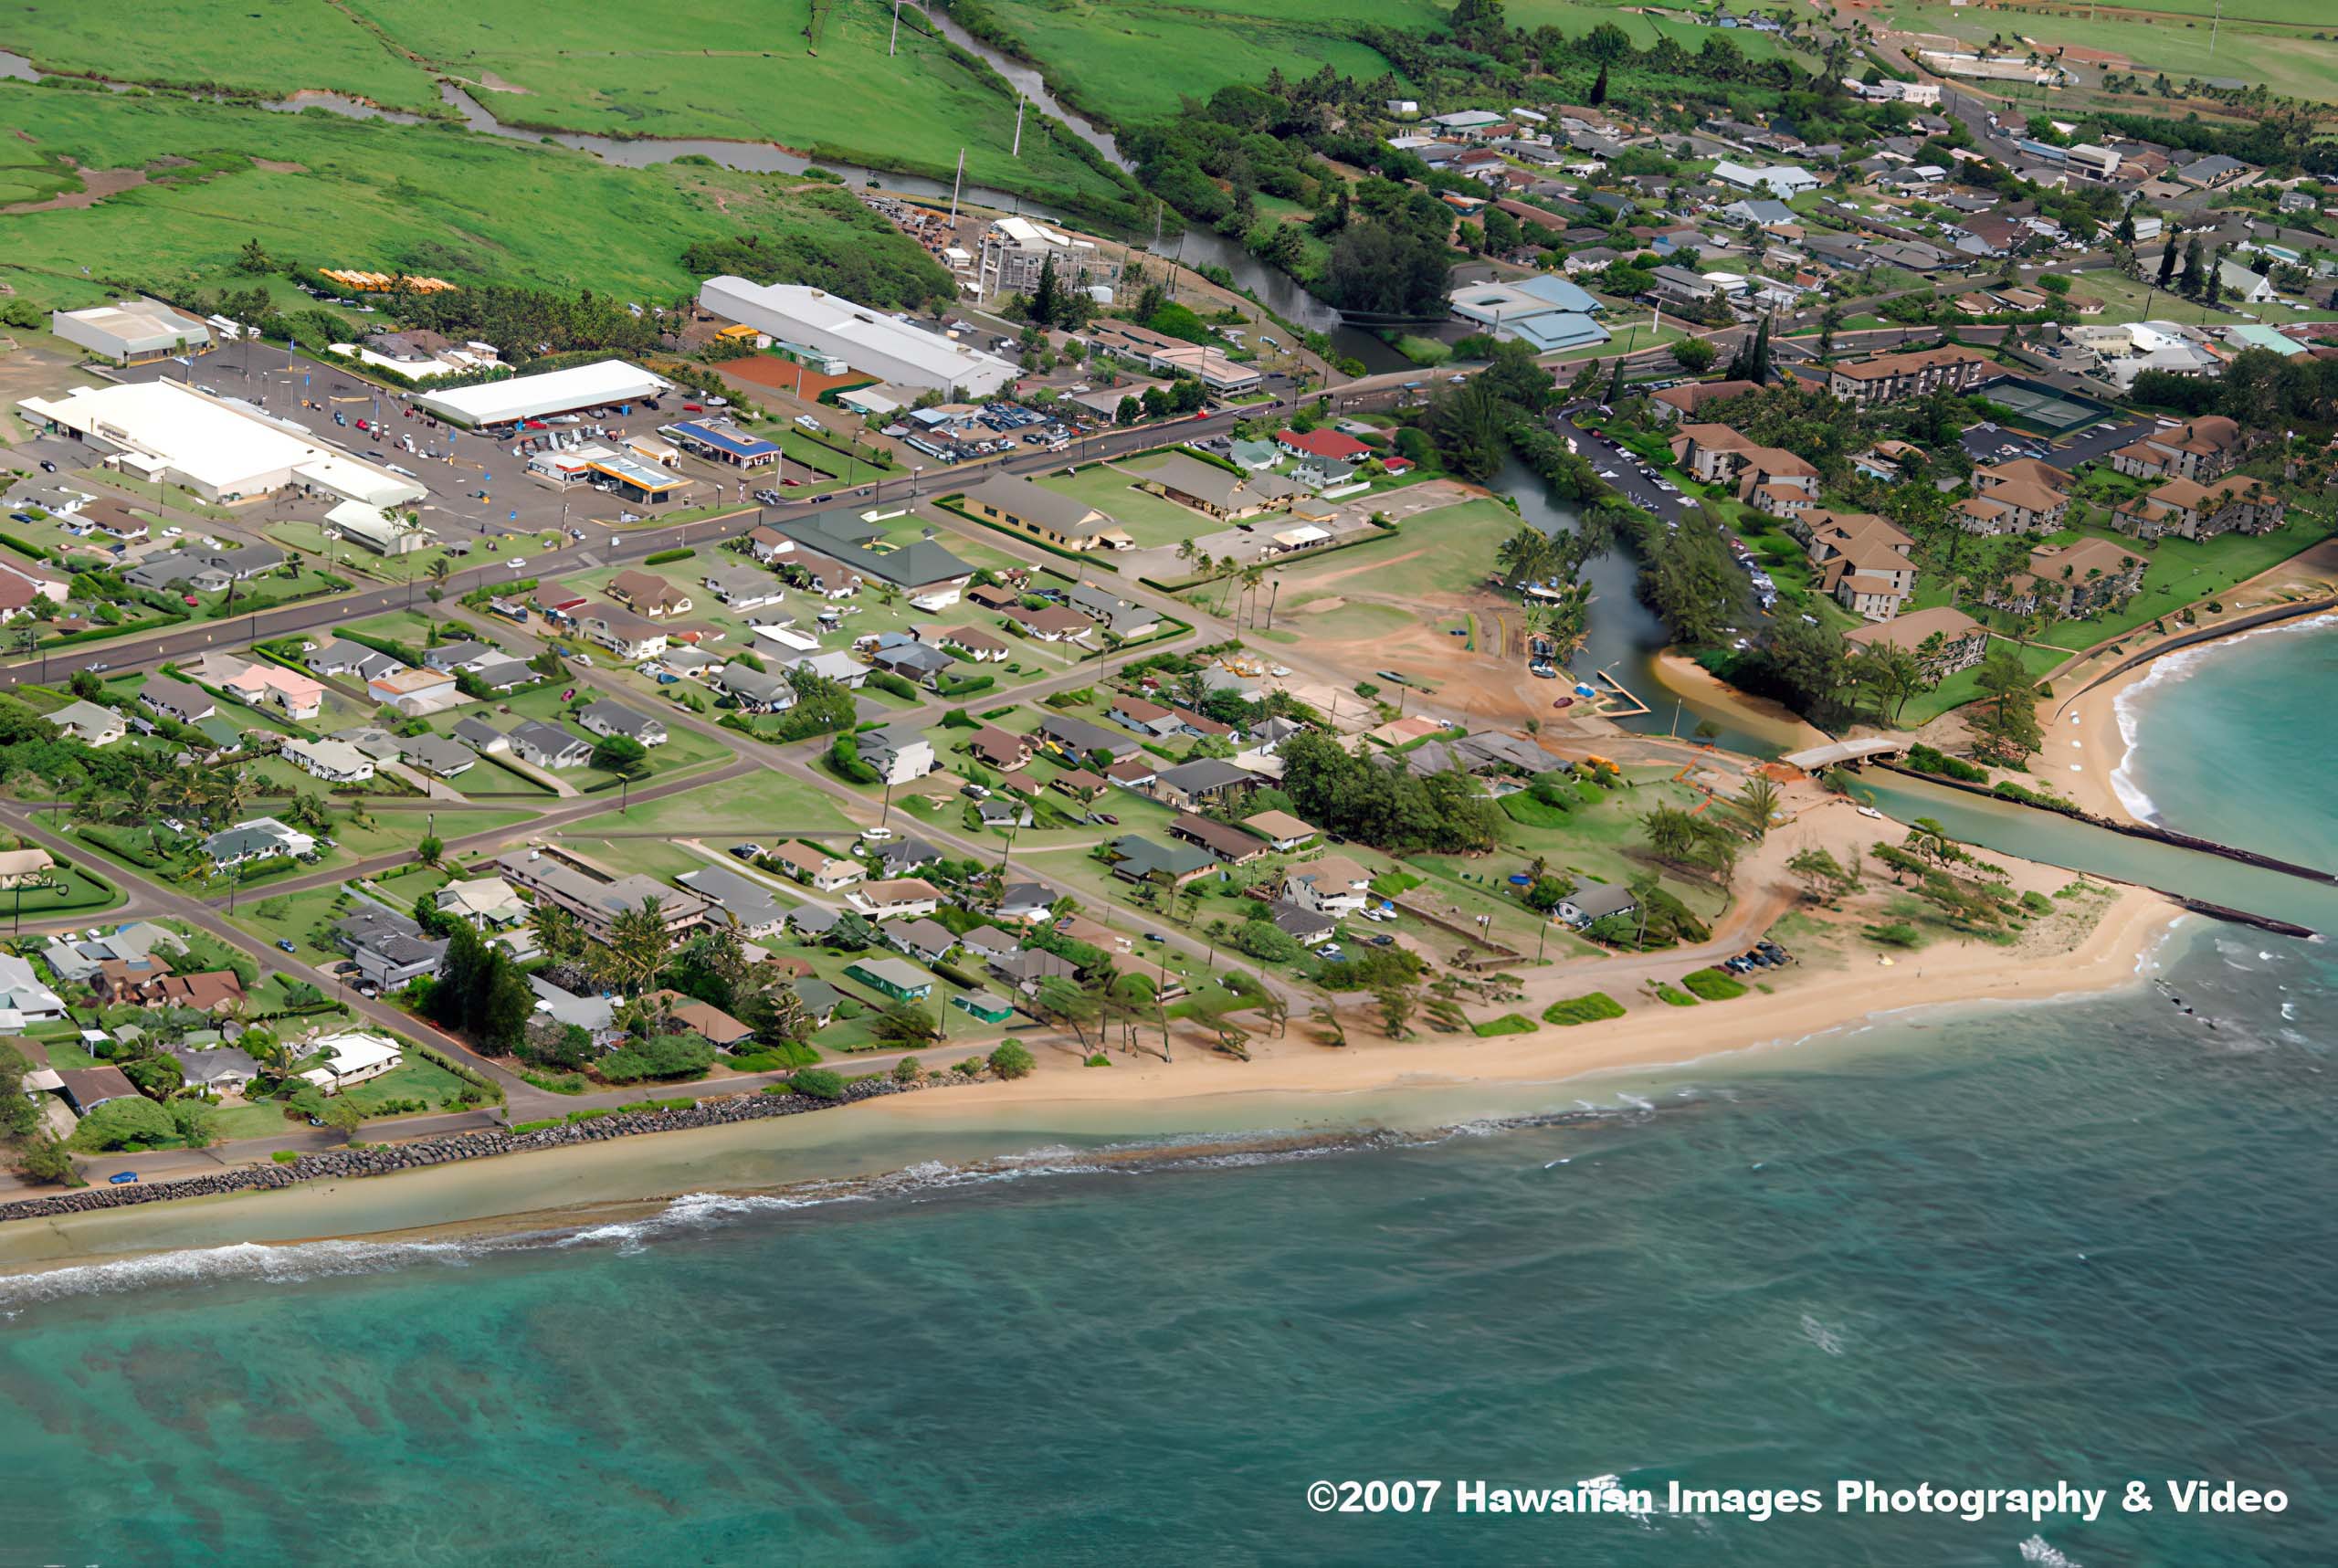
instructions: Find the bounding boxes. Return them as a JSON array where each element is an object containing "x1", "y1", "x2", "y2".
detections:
[
  {"x1": 542, "y1": 835, "x2": 718, "y2": 884},
  {"x1": 1041, "y1": 459, "x2": 1225, "y2": 551},
  {"x1": 1893, "y1": 638, "x2": 2065, "y2": 727},
  {"x1": 2065, "y1": 270, "x2": 2338, "y2": 329},
  {"x1": 590, "y1": 770, "x2": 854, "y2": 837},
  {"x1": 337, "y1": 1056, "x2": 475, "y2": 1117},
  {"x1": 231, "y1": 885, "x2": 363, "y2": 970}
]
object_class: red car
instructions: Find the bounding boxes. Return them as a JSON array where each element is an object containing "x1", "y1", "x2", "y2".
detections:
[{"x1": 1552, "y1": 697, "x2": 1574, "y2": 710}]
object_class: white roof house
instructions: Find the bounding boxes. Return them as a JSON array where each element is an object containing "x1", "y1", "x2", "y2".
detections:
[
  {"x1": 299, "y1": 1030, "x2": 404, "y2": 1094},
  {"x1": 1711, "y1": 161, "x2": 1819, "y2": 197},
  {"x1": 410, "y1": 360, "x2": 673, "y2": 428},
  {"x1": 16, "y1": 380, "x2": 424, "y2": 506},
  {"x1": 699, "y1": 277, "x2": 1017, "y2": 395}
]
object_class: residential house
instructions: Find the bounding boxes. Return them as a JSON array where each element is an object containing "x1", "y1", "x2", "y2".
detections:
[
  {"x1": 453, "y1": 716, "x2": 511, "y2": 752},
  {"x1": 282, "y1": 737, "x2": 376, "y2": 784},
  {"x1": 870, "y1": 837, "x2": 942, "y2": 878},
  {"x1": 1037, "y1": 713, "x2": 1139, "y2": 763},
  {"x1": 846, "y1": 878, "x2": 943, "y2": 921},
  {"x1": 1824, "y1": 344, "x2": 1992, "y2": 406},
  {"x1": 307, "y1": 637, "x2": 401, "y2": 682},
  {"x1": 1003, "y1": 604, "x2": 1096, "y2": 643},
  {"x1": 1106, "y1": 835, "x2": 1216, "y2": 887},
  {"x1": 1168, "y1": 814, "x2": 1268, "y2": 865},
  {"x1": 576, "y1": 700, "x2": 668, "y2": 748},
  {"x1": 1063, "y1": 583, "x2": 1161, "y2": 641},
  {"x1": 989, "y1": 948, "x2": 1079, "y2": 994},
  {"x1": 884, "y1": 917, "x2": 958, "y2": 966},
  {"x1": 922, "y1": 624, "x2": 1008, "y2": 662},
  {"x1": 172, "y1": 1046, "x2": 260, "y2": 1095},
  {"x1": 575, "y1": 604, "x2": 669, "y2": 662},
  {"x1": 958, "y1": 474, "x2": 1134, "y2": 552},
  {"x1": 421, "y1": 639, "x2": 497, "y2": 673},
  {"x1": 1281, "y1": 855, "x2": 1371, "y2": 917},
  {"x1": 366, "y1": 665, "x2": 462, "y2": 716},
  {"x1": 202, "y1": 816, "x2": 315, "y2": 867},
  {"x1": 137, "y1": 674, "x2": 214, "y2": 724},
  {"x1": 0, "y1": 952, "x2": 64, "y2": 1018},
  {"x1": 869, "y1": 639, "x2": 955, "y2": 686},
  {"x1": 843, "y1": 956, "x2": 934, "y2": 1003},
  {"x1": 57, "y1": 1065, "x2": 142, "y2": 1116},
  {"x1": 967, "y1": 723, "x2": 1033, "y2": 771},
  {"x1": 299, "y1": 1032, "x2": 405, "y2": 1096},
  {"x1": 651, "y1": 991, "x2": 754, "y2": 1050},
  {"x1": 675, "y1": 865, "x2": 790, "y2": 938},
  {"x1": 222, "y1": 662, "x2": 324, "y2": 721},
  {"x1": 47, "y1": 699, "x2": 125, "y2": 747},
  {"x1": 435, "y1": 876, "x2": 529, "y2": 930},
  {"x1": 333, "y1": 906, "x2": 448, "y2": 990},
  {"x1": 1109, "y1": 696, "x2": 1185, "y2": 741},
  {"x1": 1148, "y1": 757, "x2": 1259, "y2": 812},
  {"x1": 1556, "y1": 881, "x2": 1638, "y2": 929},
  {"x1": 1240, "y1": 809, "x2": 1319, "y2": 851},
  {"x1": 773, "y1": 841, "x2": 863, "y2": 891},
  {"x1": 789, "y1": 977, "x2": 846, "y2": 1028},
  {"x1": 508, "y1": 721, "x2": 593, "y2": 770},
  {"x1": 609, "y1": 569, "x2": 693, "y2": 617},
  {"x1": 857, "y1": 722, "x2": 936, "y2": 785},
  {"x1": 401, "y1": 732, "x2": 477, "y2": 779},
  {"x1": 713, "y1": 663, "x2": 796, "y2": 713},
  {"x1": 704, "y1": 563, "x2": 786, "y2": 609}
]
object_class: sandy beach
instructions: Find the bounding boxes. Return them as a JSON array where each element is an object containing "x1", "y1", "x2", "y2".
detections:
[
  {"x1": 2044, "y1": 539, "x2": 2338, "y2": 826},
  {"x1": 0, "y1": 871, "x2": 2183, "y2": 1276}
]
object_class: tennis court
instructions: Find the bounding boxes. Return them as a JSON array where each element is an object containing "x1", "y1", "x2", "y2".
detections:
[{"x1": 1981, "y1": 376, "x2": 2111, "y2": 434}]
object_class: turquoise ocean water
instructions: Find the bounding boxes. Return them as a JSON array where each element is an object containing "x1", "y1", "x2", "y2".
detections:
[{"x1": 1, "y1": 632, "x2": 2333, "y2": 1566}]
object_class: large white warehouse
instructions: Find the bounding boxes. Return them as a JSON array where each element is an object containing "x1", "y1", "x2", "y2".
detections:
[
  {"x1": 51, "y1": 300, "x2": 212, "y2": 365},
  {"x1": 410, "y1": 360, "x2": 672, "y2": 429},
  {"x1": 698, "y1": 277, "x2": 1016, "y2": 396},
  {"x1": 17, "y1": 380, "x2": 425, "y2": 507}
]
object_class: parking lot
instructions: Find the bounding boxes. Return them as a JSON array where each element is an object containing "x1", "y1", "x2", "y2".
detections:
[{"x1": 110, "y1": 341, "x2": 764, "y2": 544}]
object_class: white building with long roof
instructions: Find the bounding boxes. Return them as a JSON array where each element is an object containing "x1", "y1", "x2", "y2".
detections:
[
  {"x1": 698, "y1": 277, "x2": 1016, "y2": 395},
  {"x1": 16, "y1": 380, "x2": 423, "y2": 506}
]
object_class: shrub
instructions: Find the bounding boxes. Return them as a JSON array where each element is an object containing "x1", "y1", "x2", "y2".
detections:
[
  {"x1": 1680, "y1": 967, "x2": 1746, "y2": 1001},
  {"x1": 1865, "y1": 921, "x2": 1923, "y2": 949},
  {"x1": 271, "y1": 1148, "x2": 301, "y2": 1163},
  {"x1": 642, "y1": 547, "x2": 696, "y2": 565},
  {"x1": 1469, "y1": 1013, "x2": 1539, "y2": 1037},
  {"x1": 595, "y1": 1032, "x2": 714, "y2": 1084},
  {"x1": 788, "y1": 1068, "x2": 847, "y2": 1100},
  {"x1": 1652, "y1": 983, "x2": 1699, "y2": 1007},
  {"x1": 1542, "y1": 992, "x2": 1626, "y2": 1026},
  {"x1": 988, "y1": 1040, "x2": 1036, "y2": 1079},
  {"x1": 2020, "y1": 889, "x2": 2053, "y2": 914}
]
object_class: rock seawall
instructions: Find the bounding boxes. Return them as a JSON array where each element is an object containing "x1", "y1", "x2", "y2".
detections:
[{"x1": 1, "y1": 1080, "x2": 910, "y2": 1225}]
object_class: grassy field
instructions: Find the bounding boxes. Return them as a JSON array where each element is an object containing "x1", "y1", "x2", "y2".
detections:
[
  {"x1": 342, "y1": 0, "x2": 1129, "y2": 206},
  {"x1": 2067, "y1": 270, "x2": 2338, "y2": 329},
  {"x1": 0, "y1": 82, "x2": 944, "y2": 314},
  {"x1": 1877, "y1": 0, "x2": 2338, "y2": 105},
  {"x1": 1048, "y1": 458, "x2": 1225, "y2": 550},
  {"x1": 584, "y1": 770, "x2": 855, "y2": 837}
]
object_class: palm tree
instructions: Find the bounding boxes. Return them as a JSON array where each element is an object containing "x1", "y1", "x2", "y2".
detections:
[
  {"x1": 426, "y1": 553, "x2": 451, "y2": 613},
  {"x1": 1736, "y1": 774, "x2": 1780, "y2": 840},
  {"x1": 1237, "y1": 564, "x2": 1266, "y2": 626}
]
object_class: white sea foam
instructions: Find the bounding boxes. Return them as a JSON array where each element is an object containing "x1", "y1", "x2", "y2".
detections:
[
  {"x1": 1798, "y1": 1312, "x2": 1846, "y2": 1357},
  {"x1": 2108, "y1": 610, "x2": 2338, "y2": 822},
  {"x1": 2019, "y1": 1533, "x2": 2082, "y2": 1567}
]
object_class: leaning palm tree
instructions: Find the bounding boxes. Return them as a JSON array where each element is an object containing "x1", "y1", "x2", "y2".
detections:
[{"x1": 1735, "y1": 774, "x2": 1780, "y2": 840}]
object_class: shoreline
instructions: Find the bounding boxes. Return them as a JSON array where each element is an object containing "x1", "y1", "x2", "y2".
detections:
[
  {"x1": 0, "y1": 886, "x2": 2183, "y2": 1279},
  {"x1": 2048, "y1": 542, "x2": 2338, "y2": 827}
]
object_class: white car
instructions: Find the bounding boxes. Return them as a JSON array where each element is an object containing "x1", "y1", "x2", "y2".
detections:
[
  {"x1": 1856, "y1": 805, "x2": 1885, "y2": 820},
  {"x1": 508, "y1": 556, "x2": 526, "y2": 569},
  {"x1": 860, "y1": 826, "x2": 895, "y2": 842}
]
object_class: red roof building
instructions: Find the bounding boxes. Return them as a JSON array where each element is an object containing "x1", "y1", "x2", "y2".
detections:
[{"x1": 1274, "y1": 427, "x2": 1370, "y2": 462}]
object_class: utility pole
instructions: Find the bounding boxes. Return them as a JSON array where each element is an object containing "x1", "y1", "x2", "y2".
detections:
[
  {"x1": 949, "y1": 148, "x2": 964, "y2": 224},
  {"x1": 2208, "y1": 0, "x2": 2223, "y2": 61},
  {"x1": 1013, "y1": 95, "x2": 1025, "y2": 159},
  {"x1": 890, "y1": 0, "x2": 901, "y2": 57}
]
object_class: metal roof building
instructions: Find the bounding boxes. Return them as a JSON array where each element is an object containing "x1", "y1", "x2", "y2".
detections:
[
  {"x1": 410, "y1": 360, "x2": 672, "y2": 428},
  {"x1": 51, "y1": 300, "x2": 213, "y2": 364},
  {"x1": 699, "y1": 277, "x2": 1016, "y2": 395}
]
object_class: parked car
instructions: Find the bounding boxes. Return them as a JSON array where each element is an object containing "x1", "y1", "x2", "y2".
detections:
[
  {"x1": 730, "y1": 843, "x2": 764, "y2": 860},
  {"x1": 108, "y1": 1171, "x2": 139, "y2": 1184},
  {"x1": 276, "y1": 939, "x2": 297, "y2": 953}
]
